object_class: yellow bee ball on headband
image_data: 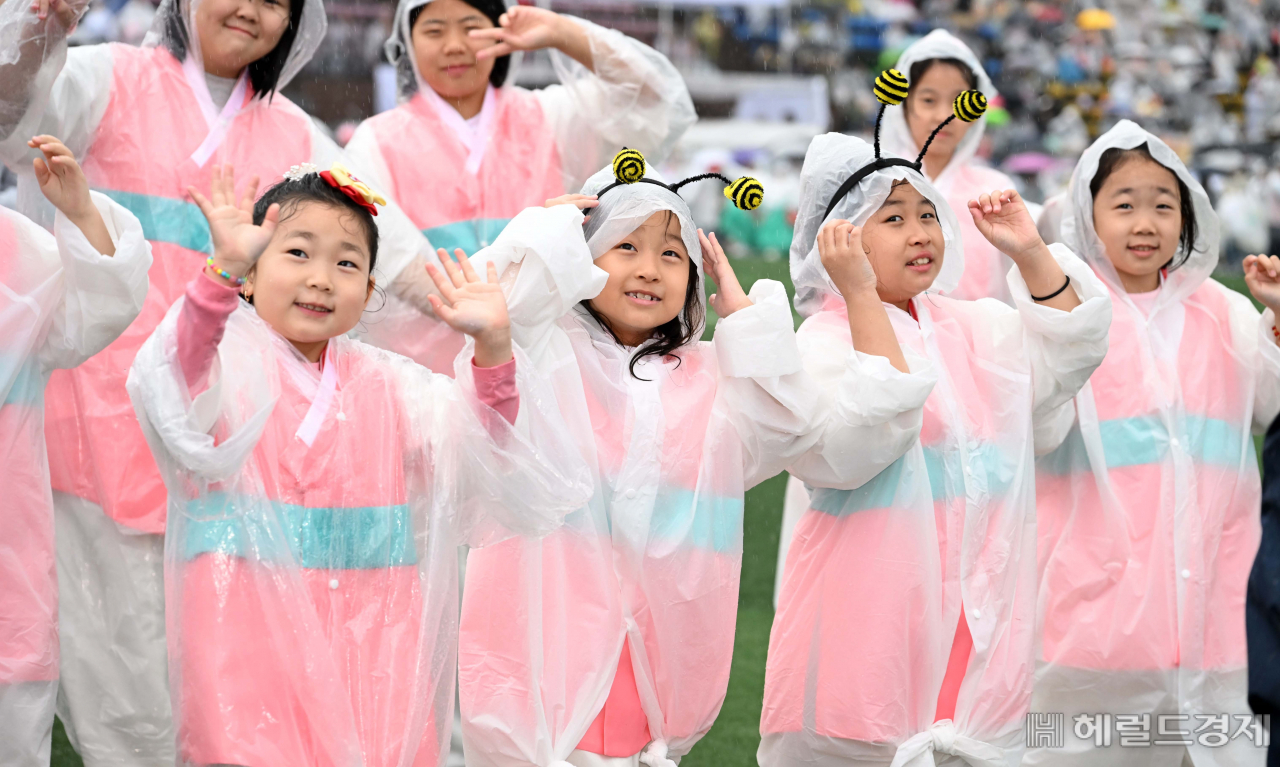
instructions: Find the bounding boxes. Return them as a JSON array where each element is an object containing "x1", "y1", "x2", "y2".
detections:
[
  {"x1": 725, "y1": 177, "x2": 764, "y2": 211},
  {"x1": 612, "y1": 148, "x2": 646, "y2": 184},
  {"x1": 953, "y1": 90, "x2": 988, "y2": 122},
  {"x1": 873, "y1": 69, "x2": 910, "y2": 106}
]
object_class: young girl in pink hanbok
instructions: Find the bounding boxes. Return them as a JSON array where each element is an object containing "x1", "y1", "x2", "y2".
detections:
[
  {"x1": 774, "y1": 31, "x2": 1020, "y2": 606},
  {"x1": 454, "y1": 152, "x2": 854, "y2": 767},
  {"x1": 344, "y1": 0, "x2": 695, "y2": 372},
  {"x1": 1029, "y1": 121, "x2": 1280, "y2": 767},
  {"x1": 127, "y1": 163, "x2": 590, "y2": 767},
  {"x1": 0, "y1": 136, "x2": 151, "y2": 767},
  {"x1": 0, "y1": 0, "x2": 441, "y2": 758},
  {"x1": 760, "y1": 75, "x2": 1112, "y2": 767}
]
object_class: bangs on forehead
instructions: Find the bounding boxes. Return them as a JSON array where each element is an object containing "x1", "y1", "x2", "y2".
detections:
[
  {"x1": 623, "y1": 209, "x2": 683, "y2": 237},
  {"x1": 881, "y1": 178, "x2": 933, "y2": 206}
]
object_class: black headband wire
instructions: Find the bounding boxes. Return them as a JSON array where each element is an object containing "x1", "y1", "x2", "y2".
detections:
[{"x1": 597, "y1": 149, "x2": 764, "y2": 212}]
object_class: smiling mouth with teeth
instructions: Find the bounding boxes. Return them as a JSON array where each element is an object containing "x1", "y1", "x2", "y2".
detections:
[
  {"x1": 296, "y1": 302, "x2": 333, "y2": 313},
  {"x1": 625, "y1": 292, "x2": 661, "y2": 303},
  {"x1": 908, "y1": 257, "x2": 932, "y2": 266}
]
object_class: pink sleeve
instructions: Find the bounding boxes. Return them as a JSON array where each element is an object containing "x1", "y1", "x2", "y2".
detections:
[
  {"x1": 178, "y1": 272, "x2": 241, "y2": 394},
  {"x1": 471, "y1": 357, "x2": 519, "y2": 425}
]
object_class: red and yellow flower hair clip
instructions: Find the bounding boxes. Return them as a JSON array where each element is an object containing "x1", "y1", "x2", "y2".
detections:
[{"x1": 318, "y1": 163, "x2": 387, "y2": 217}]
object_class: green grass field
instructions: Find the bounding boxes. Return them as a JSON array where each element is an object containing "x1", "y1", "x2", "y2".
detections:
[
  {"x1": 46, "y1": 259, "x2": 1259, "y2": 766},
  {"x1": 682, "y1": 258, "x2": 795, "y2": 767}
]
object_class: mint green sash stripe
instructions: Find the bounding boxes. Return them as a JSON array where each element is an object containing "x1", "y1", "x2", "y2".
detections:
[
  {"x1": 183, "y1": 493, "x2": 417, "y2": 569},
  {"x1": 647, "y1": 488, "x2": 744, "y2": 553},
  {"x1": 1037, "y1": 415, "x2": 1247, "y2": 476},
  {"x1": 423, "y1": 218, "x2": 512, "y2": 256},
  {"x1": 809, "y1": 442, "x2": 1015, "y2": 517},
  {"x1": 809, "y1": 455, "x2": 907, "y2": 515},
  {"x1": 99, "y1": 189, "x2": 212, "y2": 254},
  {"x1": 2, "y1": 355, "x2": 44, "y2": 407}
]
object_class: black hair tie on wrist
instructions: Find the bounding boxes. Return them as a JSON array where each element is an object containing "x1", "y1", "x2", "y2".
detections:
[{"x1": 1031, "y1": 274, "x2": 1071, "y2": 302}]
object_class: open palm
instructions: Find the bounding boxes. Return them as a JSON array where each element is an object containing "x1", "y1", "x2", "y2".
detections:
[
  {"x1": 425, "y1": 248, "x2": 511, "y2": 338},
  {"x1": 699, "y1": 229, "x2": 752, "y2": 317},
  {"x1": 187, "y1": 165, "x2": 278, "y2": 278}
]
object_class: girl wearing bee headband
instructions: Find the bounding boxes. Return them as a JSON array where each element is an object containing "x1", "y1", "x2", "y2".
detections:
[
  {"x1": 451, "y1": 153, "x2": 849, "y2": 767},
  {"x1": 772, "y1": 31, "x2": 1021, "y2": 608},
  {"x1": 1027, "y1": 121, "x2": 1280, "y2": 767},
  {"x1": 758, "y1": 75, "x2": 1112, "y2": 767},
  {"x1": 883, "y1": 30, "x2": 1022, "y2": 304},
  {"x1": 343, "y1": 0, "x2": 695, "y2": 374},
  {"x1": 128, "y1": 162, "x2": 592, "y2": 767}
]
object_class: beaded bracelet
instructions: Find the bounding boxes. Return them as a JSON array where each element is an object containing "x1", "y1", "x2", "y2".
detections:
[{"x1": 206, "y1": 255, "x2": 245, "y2": 287}]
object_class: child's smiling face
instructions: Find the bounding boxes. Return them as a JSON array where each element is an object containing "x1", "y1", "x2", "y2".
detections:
[
  {"x1": 861, "y1": 180, "x2": 945, "y2": 307},
  {"x1": 242, "y1": 201, "x2": 375, "y2": 361},
  {"x1": 1091, "y1": 154, "x2": 1183, "y2": 293},
  {"x1": 411, "y1": 0, "x2": 497, "y2": 102},
  {"x1": 196, "y1": 0, "x2": 292, "y2": 79},
  {"x1": 588, "y1": 211, "x2": 691, "y2": 348}
]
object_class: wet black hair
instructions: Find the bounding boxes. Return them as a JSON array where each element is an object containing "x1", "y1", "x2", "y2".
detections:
[
  {"x1": 1089, "y1": 143, "x2": 1200, "y2": 272},
  {"x1": 407, "y1": 0, "x2": 511, "y2": 88},
  {"x1": 161, "y1": 0, "x2": 305, "y2": 100},
  {"x1": 907, "y1": 57, "x2": 979, "y2": 92},
  {"x1": 578, "y1": 212, "x2": 703, "y2": 380},
  {"x1": 251, "y1": 172, "x2": 380, "y2": 274}
]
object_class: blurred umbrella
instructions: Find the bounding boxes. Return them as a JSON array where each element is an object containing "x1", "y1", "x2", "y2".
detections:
[
  {"x1": 1076, "y1": 8, "x2": 1116, "y2": 30},
  {"x1": 1002, "y1": 152, "x2": 1056, "y2": 174}
]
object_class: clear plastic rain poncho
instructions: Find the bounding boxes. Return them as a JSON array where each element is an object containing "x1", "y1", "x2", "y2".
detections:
[
  {"x1": 0, "y1": 0, "x2": 432, "y2": 535},
  {"x1": 761, "y1": 132, "x2": 1112, "y2": 767},
  {"x1": 345, "y1": 0, "x2": 696, "y2": 374},
  {"x1": 126, "y1": 289, "x2": 593, "y2": 767},
  {"x1": 0, "y1": 194, "x2": 149, "y2": 767},
  {"x1": 773, "y1": 35, "x2": 1011, "y2": 595},
  {"x1": 1028, "y1": 120, "x2": 1280, "y2": 767},
  {"x1": 456, "y1": 161, "x2": 825, "y2": 766},
  {"x1": 0, "y1": 0, "x2": 436, "y2": 758},
  {"x1": 881, "y1": 30, "x2": 1020, "y2": 304}
]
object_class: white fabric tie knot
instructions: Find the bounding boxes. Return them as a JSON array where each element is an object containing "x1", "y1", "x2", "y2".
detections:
[
  {"x1": 639, "y1": 739, "x2": 678, "y2": 767},
  {"x1": 887, "y1": 720, "x2": 1006, "y2": 767},
  {"x1": 930, "y1": 720, "x2": 957, "y2": 754}
]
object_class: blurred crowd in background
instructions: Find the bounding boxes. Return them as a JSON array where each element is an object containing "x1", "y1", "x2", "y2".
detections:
[{"x1": 14, "y1": 0, "x2": 1280, "y2": 268}]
